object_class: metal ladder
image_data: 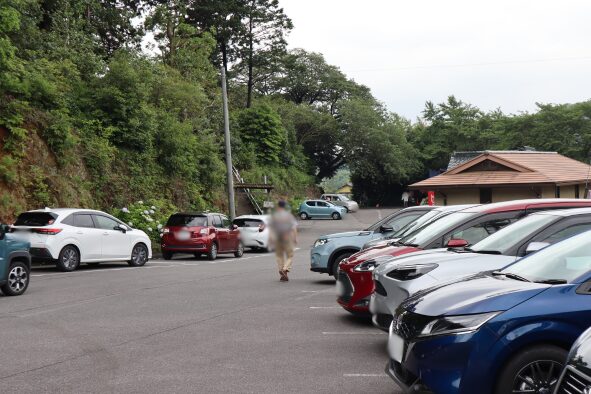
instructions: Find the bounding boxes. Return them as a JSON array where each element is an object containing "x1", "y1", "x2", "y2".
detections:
[{"x1": 232, "y1": 166, "x2": 263, "y2": 215}]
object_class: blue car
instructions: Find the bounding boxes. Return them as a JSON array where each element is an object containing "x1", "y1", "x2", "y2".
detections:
[
  {"x1": 386, "y1": 230, "x2": 591, "y2": 394},
  {"x1": 310, "y1": 206, "x2": 437, "y2": 276},
  {"x1": 298, "y1": 200, "x2": 347, "y2": 220}
]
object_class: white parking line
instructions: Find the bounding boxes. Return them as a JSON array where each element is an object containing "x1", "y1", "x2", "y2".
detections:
[
  {"x1": 309, "y1": 306, "x2": 340, "y2": 309},
  {"x1": 322, "y1": 331, "x2": 386, "y2": 335},
  {"x1": 343, "y1": 374, "x2": 388, "y2": 377}
]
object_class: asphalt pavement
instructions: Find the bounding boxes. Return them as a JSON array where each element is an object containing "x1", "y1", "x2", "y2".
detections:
[{"x1": 0, "y1": 208, "x2": 401, "y2": 394}]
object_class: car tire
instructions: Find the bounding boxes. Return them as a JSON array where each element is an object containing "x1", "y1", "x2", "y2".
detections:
[
  {"x1": 128, "y1": 243, "x2": 149, "y2": 267},
  {"x1": 330, "y1": 252, "x2": 354, "y2": 277},
  {"x1": 0, "y1": 261, "x2": 30, "y2": 296},
  {"x1": 300, "y1": 212, "x2": 309, "y2": 220},
  {"x1": 331, "y1": 212, "x2": 341, "y2": 220},
  {"x1": 234, "y1": 242, "x2": 244, "y2": 258},
  {"x1": 162, "y1": 251, "x2": 173, "y2": 260},
  {"x1": 207, "y1": 243, "x2": 218, "y2": 261},
  {"x1": 57, "y1": 245, "x2": 80, "y2": 272},
  {"x1": 494, "y1": 345, "x2": 567, "y2": 394}
]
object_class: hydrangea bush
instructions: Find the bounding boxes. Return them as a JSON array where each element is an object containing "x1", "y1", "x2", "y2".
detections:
[{"x1": 112, "y1": 200, "x2": 177, "y2": 249}]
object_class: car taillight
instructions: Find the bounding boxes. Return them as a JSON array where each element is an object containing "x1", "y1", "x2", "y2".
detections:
[
  {"x1": 259, "y1": 223, "x2": 266, "y2": 232},
  {"x1": 33, "y1": 228, "x2": 62, "y2": 235}
]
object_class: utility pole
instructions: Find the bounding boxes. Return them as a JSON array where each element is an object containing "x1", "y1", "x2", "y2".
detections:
[{"x1": 221, "y1": 65, "x2": 236, "y2": 219}]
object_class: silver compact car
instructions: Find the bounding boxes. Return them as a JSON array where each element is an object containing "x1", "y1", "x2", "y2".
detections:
[
  {"x1": 370, "y1": 207, "x2": 591, "y2": 331},
  {"x1": 320, "y1": 194, "x2": 359, "y2": 212}
]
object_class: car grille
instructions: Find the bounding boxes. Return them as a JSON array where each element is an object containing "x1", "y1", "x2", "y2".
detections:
[
  {"x1": 376, "y1": 313, "x2": 393, "y2": 330},
  {"x1": 556, "y1": 366, "x2": 591, "y2": 394},
  {"x1": 391, "y1": 309, "x2": 433, "y2": 341},
  {"x1": 375, "y1": 280, "x2": 387, "y2": 296},
  {"x1": 337, "y1": 271, "x2": 354, "y2": 303}
]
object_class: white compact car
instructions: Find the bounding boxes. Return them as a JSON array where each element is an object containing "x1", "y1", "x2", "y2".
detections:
[
  {"x1": 232, "y1": 215, "x2": 271, "y2": 252},
  {"x1": 11, "y1": 208, "x2": 152, "y2": 271}
]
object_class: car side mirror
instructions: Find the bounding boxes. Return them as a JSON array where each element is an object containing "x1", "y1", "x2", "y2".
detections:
[
  {"x1": 525, "y1": 242, "x2": 549, "y2": 255},
  {"x1": 447, "y1": 238, "x2": 468, "y2": 248},
  {"x1": 380, "y1": 225, "x2": 394, "y2": 233},
  {"x1": 114, "y1": 224, "x2": 127, "y2": 233},
  {"x1": 231, "y1": 224, "x2": 238, "y2": 230}
]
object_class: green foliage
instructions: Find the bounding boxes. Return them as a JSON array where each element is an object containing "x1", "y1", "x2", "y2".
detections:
[
  {"x1": 236, "y1": 104, "x2": 286, "y2": 164},
  {"x1": 0, "y1": 155, "x2": 17, "y2": 183},
  {"x1": 112, "y1": 200, "x2": 177, "y2": 246}
]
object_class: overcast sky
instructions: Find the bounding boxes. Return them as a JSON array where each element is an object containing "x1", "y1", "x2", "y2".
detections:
[{"x1": 280, "y1": 0, "x2": 591, "y2": 120}]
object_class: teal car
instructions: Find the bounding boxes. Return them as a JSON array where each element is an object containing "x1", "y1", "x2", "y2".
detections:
[
  {"x1": 0, "y1": 224, "x2": 31, "y2": 296},
  {"x1": 298, "y1": 200, "x2": 347, "y2": 220}
]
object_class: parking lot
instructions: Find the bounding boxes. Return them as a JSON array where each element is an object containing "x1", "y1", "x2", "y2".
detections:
[{"x1": 0, "y1": 209, "x2": 400, "y2": 394}]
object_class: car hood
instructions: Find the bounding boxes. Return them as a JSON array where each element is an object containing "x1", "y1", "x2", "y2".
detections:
[
  {"x1": 321, "y1": 230, "x2": 374, "y2": 240},
  {"x1": 402, "y1": 273, "x2": 550, "y2": 317},
  {"x1": 343, "y1": 244, "x2": 421, "y2": 267},
  {"x1": 375, "y1": 250, "x2": 517, "y2": 279}
]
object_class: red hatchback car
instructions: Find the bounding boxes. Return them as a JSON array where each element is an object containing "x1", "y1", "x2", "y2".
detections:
[
  {"x1": 161, "y1": 212, "x2": 243, "y2": 260},
  {"x1": 337, "y1": 199, "x2": 591, "y2": 315}
]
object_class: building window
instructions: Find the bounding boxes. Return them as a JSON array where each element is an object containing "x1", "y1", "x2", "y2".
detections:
[
  {"x1": 555, "y1": 186, "x2": 561, "y2": 198},
  {"x1": 479, "y1": 188, "x2": 492, "y2": 204},
  {"x1": 575, "y1": 185, "x2": 580, "y2": 199}
]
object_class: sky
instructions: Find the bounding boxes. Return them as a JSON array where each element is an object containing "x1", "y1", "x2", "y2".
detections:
[{"x1": 280, "y1": 0, "x2": 591, "y2": 120}]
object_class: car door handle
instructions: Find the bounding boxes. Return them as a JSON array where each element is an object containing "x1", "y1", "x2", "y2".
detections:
[
  {"x1": 76, "y1": 231, "x2": 84, "y2": 235},
  {"x1": 103, "y1": 232, "x2": 109, "y2": 235}
]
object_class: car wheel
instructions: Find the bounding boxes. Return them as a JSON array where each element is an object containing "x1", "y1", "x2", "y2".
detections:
[
  {"x1": 495, "y1": 345, "x2": 567, "y2": 394},
  {"x1": 207, "y1": 243, "x2": 218, "y2": 261},
  {"x1": 128, "y1": 243, "x2": 149, "y2": 267},
  {"x1": 330, "y1": 252, "x2": 354, "y2": 277},
  {"x1": 234, "y1": 242, "x2": 244, "y2": 258},
  {"x1": 1, "y1": 261, "x2": 30, "y2": 296},
  {"x1": 162, "y1": 251, "x2": 173, "y2": 260},
  {"x1": 57, "y1": 245, "x2": 80, "y2": 272},
  {"x1": 331, "y1": 212, "x2": 341, "y2": 220},
  {"x1": 345, "y1": 207, "x2": 350, "y2": 213},
  {"x1": 300, "y1": 212, "x2": 309, "y2": 220}
]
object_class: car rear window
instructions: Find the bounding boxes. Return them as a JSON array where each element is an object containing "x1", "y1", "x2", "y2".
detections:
[
  {"x1": 166, "y1": 214, "x2": 208, "y2": 227},
  {"x1": 233, "y1": 218, "x2": 263, "y2": 227},
  {"x1": 14, "y1": 212, "x2": 58, "y2": 226}
]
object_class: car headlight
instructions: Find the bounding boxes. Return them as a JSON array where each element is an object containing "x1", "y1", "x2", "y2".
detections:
[
  {"x1": 354, "y1": 260, "x2": 379, "y2": 272},
  {"x1": 420, "y1": 312, "x2": 500, "y2": 337},
  {"x1": 314, "y1": 239, "x2": 329, "y2": 247},
  {"x1": 199, "y1": 228, "x2": 209, "y2": 235},
  {"x1": 386, "y1": 264, "x2": 438, "y2": 281}
]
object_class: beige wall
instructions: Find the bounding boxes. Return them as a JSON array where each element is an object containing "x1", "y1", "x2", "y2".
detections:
[
  {"x1": 492, "y1": 188, "x2": 539, "y2": 202},
  {"x1": 431, "y1": 184, "x2": 589, "y2": 206}
]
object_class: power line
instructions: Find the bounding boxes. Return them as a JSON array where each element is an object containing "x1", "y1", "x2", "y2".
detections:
[{"x1": 348, "y1": 56, "x2": 591, "y2": 73}]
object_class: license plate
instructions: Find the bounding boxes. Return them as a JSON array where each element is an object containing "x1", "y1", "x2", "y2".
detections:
[
  {"x1": 388, "y1": 333, "x2": 405, "y2": 363},
  {"x1": 175, "y1": 231, "x2": 191, "y2": 240}
]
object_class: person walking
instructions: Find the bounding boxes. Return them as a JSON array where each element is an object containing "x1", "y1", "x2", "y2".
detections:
[
  {"x1": 270, "y1": 200, "x2": 298, "y2": 282},
  {"x1": 401, "y1": 190, "x2": 410, "y2": 208}
]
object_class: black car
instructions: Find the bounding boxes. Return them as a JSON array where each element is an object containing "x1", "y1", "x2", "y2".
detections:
[{"x1": 554, "y1": 327, "x2": 591, "y2": 394}]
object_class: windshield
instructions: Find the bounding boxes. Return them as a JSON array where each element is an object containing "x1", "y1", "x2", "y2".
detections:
[
  {"x1": 471, "y1": 214, "x2": 557, "y2": 254},
  {"x1": 390, "y1": 210, "x2": 446, "y2": 239},
  {"x1": 503, "y1": 231, "x2": 591, "y2": 283},
  {"x1": 338, "y1": 194, "x2": 350, "y2": 201},
  {"x1": 167, "y1": 214, "x2": 208, "y2": 227},
  {"x1": 400, "y1": 212, "x2": 474, "y2": 247}
]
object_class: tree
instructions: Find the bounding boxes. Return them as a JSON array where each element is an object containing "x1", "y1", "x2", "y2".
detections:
[
  {"x1": 239, "y1": 0, "x2": 292, "y2": 108},
  {"x1": 236, "y1": 104, "x2": 286, "y2": 164}
]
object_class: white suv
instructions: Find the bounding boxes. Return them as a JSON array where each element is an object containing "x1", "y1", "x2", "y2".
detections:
[{"x1": 11, "y1": 209, "x2": 152, "y2": 271}]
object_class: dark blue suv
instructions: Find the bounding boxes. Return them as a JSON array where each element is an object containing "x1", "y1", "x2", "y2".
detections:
[
  {"x1": 0, "y1": 224, "x2": 31, "y2": 296},
  {"x1": 386, "y1": 230, "x2": 591, "y2": 394}
]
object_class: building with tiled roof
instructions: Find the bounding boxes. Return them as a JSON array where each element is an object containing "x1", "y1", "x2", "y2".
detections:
[{"x1": 410, "y1": 151, "x2": 591, "y2": 205}]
